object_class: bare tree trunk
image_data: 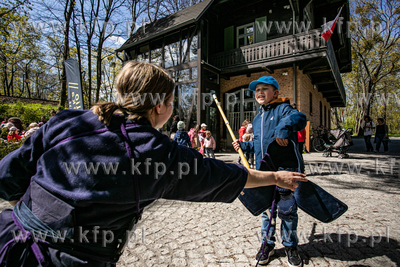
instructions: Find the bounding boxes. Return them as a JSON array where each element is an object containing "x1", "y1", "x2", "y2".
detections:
[
  {"x1": 79, "y1": 0, "x2": 101, "y2": 107},
  {"x1": 10, "y1": 65, "x2": 14, "y2": 97},
  {"x1": 95, "y1": 0, "x2": 123, "y2": 103},
  {"x1": 4, "y1": 66, "x2": 10, "y2": 96},
  {"x1": 25, "y1": 64, "x2": 31, "y2": 98}
]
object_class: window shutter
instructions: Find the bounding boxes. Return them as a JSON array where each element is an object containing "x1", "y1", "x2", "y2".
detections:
[
  {"x1": 224, "y1": 26, "x2": 234, "y2": 51},
  {"x1": 255, "y1": 16, "x2": 267, "y2": 43}
]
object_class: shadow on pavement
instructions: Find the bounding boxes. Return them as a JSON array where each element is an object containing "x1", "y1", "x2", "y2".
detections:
[{"x1": 267, "y1": 223, "x2": 399, "y2": 266}]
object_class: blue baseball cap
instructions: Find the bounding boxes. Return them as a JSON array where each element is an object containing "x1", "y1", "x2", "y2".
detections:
[{"x1": 249, "y1": 76, "x2": 279, "y2": 91}]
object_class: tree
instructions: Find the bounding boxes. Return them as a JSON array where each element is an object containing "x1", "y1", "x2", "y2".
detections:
[
  {"x1": 94, "y1": 0, "x2": 126, "y2": 103},
  {"x1": 344, "y1": 0, "x2": 400, "y2": 134}
]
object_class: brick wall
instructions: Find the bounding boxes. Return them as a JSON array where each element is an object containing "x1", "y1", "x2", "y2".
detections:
[{"x1": 297, "y1": 70, "x2": 331, "y2": 131}]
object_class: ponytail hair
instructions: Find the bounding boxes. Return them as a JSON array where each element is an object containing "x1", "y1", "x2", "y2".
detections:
[{"x1": 91, "y1": 102, "x2": 121, "y2": 126}]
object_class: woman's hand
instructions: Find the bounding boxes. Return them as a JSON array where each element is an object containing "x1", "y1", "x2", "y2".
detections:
[
  {"x1": 274, "y1": 171, "x2": 307, "y2": 191},
  {"x1": 245, "y1": 169, "x2": 307, "y2": 190}
]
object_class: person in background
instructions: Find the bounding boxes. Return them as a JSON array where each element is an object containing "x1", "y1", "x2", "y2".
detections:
[
  {"x1": 38, "y1": 116, "x2": 47, "y2": 125},
  {"x1": 1, "y1": 117, "x2": 9, "y2": 128},
  {"x1": 23, "y1": 123, "x2": 40, "y2": 139},
  {"x1": 374, "y1": 118, "x2": 389, "y2": 153},
  {"x1": 169, "y1": 115, "x2": 179, "y2": 139},
  {"x1": 8, "y1": 117, "x2": 23, "y2": 134},
  {"x1": 51, "y1": 110, "x2": 57, "y2": 117},
  {"x1": 1, "y1": 122, "x2": 14, "y2": 140},
  {"x1": 237, "y1": 120, "x2": 250, "y2": 165},
  {"x1": 7, "y1": 126, "x2": 22, "y2": 142},
  {"x1": 297, "y1": 128, "x2": 306, "y2": 156},
  {"x1": 362, "y1": 115, "x2": 375, "y2": 152},
  {"x1": 242, "y1": 124, "x2": 255, "y2": 169},
  {"x1": 188, "y1": 124, "x2": 200, "y2": 149},
  {"x1": 173, "y1": 121, "x2": 192, "y2": 148},
  {"x1": 291, "y1": 103, "x2": 306, "y2": 156},
  {"x1": 198, "y1": 123, "x2": 207, "y2": 156},
  {"x1": 204, "y1": 131, "x2": 216, "y2": 158}
]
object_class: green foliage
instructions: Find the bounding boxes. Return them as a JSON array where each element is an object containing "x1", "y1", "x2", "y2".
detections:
[
  {"x1": 0, "y1": 139, "x2": 24, "y2": 160},
  {"x1": 338, "y1": 0, "x2": 400, "y2": 135},
  {"x1": 0, "y1": 101, "x2": 57, "y2": 127}
]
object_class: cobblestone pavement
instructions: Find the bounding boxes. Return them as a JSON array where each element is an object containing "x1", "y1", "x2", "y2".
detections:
[{"x1": 1, "y1": 137, "x2": 399, "y2": 266}]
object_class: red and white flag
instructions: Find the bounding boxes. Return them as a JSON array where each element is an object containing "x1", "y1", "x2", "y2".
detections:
[{"x1": 321, "y1": 6, "x2": 343, "y2": 42}]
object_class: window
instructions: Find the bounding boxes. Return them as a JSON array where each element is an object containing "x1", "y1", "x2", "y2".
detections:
[
  {"x1": 150, "y1": 38, "x2": 163, "y2": 66},
  {"x1": 137, "y1": 45, "x2": 149, "y2": 62},
  {"x1": 237, "y1": 23, "x2": 254, "y2": 47},
  {"x1": 309, "y1": 92, "x2": 313, "y2": 114}
]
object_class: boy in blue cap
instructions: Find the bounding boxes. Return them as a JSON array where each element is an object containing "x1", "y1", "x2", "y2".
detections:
[{"x1": 233, "y1": 76, "x2": 307, "y2": 267}]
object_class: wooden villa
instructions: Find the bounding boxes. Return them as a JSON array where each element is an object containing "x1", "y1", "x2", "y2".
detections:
[{"x1": 116, "y1": 0, "x2": 351, "y2": 150}]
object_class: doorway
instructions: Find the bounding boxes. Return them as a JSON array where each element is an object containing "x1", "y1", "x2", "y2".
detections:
[{"x1": 225, "y1": 88, "x2": 259, "y2": 148}]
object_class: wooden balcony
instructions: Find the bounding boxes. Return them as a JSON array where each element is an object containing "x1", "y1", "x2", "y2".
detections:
[
  {"x1": 209, "y1": 29, "x2": 346, "y2": 107},
  {"x1": 210, "y1": 29, "x2": 327, "y2": 69}
]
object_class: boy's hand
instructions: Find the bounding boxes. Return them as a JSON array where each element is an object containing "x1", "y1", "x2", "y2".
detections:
[
  {"x1": 232, "y1": 140, "x2": 240, "y2": 152},
  {"x1": 276, "y1": 138, "x2": 289, "y2": 146}
]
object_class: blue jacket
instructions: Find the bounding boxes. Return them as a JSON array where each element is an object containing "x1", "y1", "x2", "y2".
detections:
[
  {"x1": 0, "y1": 109, "x2": 247, "y2": 265},
  {"x1": 240, "y1": 98, "x2": 306, "y2": 171},
  {"x1": 173, "y1": 129, "x2": 192, "y2": 147}
]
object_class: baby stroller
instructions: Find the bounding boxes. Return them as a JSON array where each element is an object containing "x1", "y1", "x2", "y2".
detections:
[{"x1": 322, "y1": 129, "x2": 353, "y2": 159}]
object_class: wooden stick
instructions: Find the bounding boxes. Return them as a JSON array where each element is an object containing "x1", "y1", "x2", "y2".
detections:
[{"x1": 212, "y1": 94, "x2": 250, "y2": 169}]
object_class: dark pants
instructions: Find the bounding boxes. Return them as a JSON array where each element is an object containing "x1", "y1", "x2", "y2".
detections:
[
  {"x1": 375, "y1": 134, "x2": 388, "y2": 152},
  {"x1": 364, "y1": 135, "x2": 373, "y2": 151},
  {"x1": 205, "y1": 148, "x2": 215, "y2": 158},
  {"x1": 246, "y1": 153, "x2": 254, "y2": 166},
  {"x1": 298, "y1": 142, "x2": 304, "y2": 155}
]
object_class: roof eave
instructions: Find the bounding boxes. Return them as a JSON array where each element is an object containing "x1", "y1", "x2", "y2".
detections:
[
  {"x1": 116, "y1": 19, "x2": 196, "y2": 52},
  {"x1": 116, "y1": 0, "x2": 214, "y2": 53}
]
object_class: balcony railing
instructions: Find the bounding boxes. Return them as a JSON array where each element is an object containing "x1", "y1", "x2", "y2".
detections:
[{"x1": 210, "y1": 29, "x2": 326, "y2": 69}]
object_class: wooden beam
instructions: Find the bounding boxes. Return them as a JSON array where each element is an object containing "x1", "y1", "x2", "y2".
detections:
[
  {"x1": 262, "y1": 67, "x2": 274, "y2": 74},
  {"x1": 165, "y1": 61, "x2": 198, "y2": 72},
  {"x1": 326, "y1": 96, "x2": 343, "y2": 101},
  {"x1": 219, "y1": 52, "x2": 326, "y2": 75},
  {"x1": 319, "y1": 89, "x2": 338, "y2": 94},
  {"x1": 314, "y1": 79, "x2": 335, "y2": 85},
  {"x1": 303, "y1": 69, "x2": 331, "y2": 75},
  {"x1": 299, "y1": 57, "x2": 325, "y2": 71},
  {"x1": 175, "y1": 79, "x2": 198, "y2": 85},
  {"x1": 322, "y1": 92, "x2": 341, "y2": 98}
]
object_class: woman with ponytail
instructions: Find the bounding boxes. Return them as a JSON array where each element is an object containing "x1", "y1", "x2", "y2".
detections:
[{"x1": 0, "y1": 61, "x2": 306, "y2": 266}]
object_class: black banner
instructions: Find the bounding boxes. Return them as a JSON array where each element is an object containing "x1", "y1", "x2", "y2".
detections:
[{"x1": 65, "y1": 58, "x2": 84, "y2": 110}]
